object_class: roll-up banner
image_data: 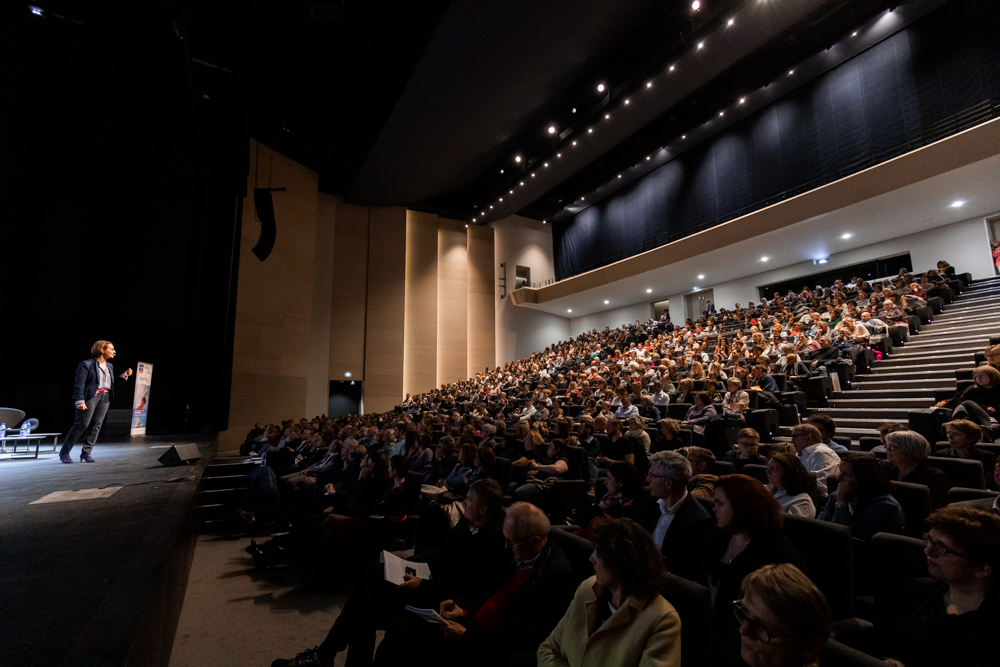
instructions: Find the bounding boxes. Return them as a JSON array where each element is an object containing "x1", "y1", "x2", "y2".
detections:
[{"x1": 130, "y1": 361, "x2": 153, "y2": 436}]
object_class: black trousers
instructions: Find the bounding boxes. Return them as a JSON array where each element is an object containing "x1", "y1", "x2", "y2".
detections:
[{"x1": 61, "y1": 391, "x2": 111, "y2": 456}]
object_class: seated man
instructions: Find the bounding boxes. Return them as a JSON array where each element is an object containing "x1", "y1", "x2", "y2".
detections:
[
  {"x1": 806, "y1": 414, "x2": 848, "y2": 453},
  {"x1": 271, "y1": 479, "x2": 508, "y2": 667},
  {"x1": 805, "y1": 336, "x2": 841, "y2": 377},
  {"x1": 372, "y1": 502, "x2": 576, "y2": 667},
  {"x1": 725, "y1": 428, "x2": 768, "y2": 472},
  {"x1": 597, "y1": 418, "x2": 635, "y2": 467},
  {"x1": 613, "y1": 395, "x2": 639, "y2": 420},
  {"x1": 681, "y1": 446, "x2": 719, "y2": 499},
  {"x1": 790, "y1": 423, "x2": 840, "y2": 499},
  {"x1": 639, "y1": 450, "x2": 714, "y2": 581},
  {"x1": 747, "y1": 363, "x2": 779, "y2": 394},
  {"x1": 722, "y1": 378, "x2": 750, "y2": 418}
]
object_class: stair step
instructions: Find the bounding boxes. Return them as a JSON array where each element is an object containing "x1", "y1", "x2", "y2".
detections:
[
  {"x1": 893, "y1": 340, "x2": 991, "y2": 355},
  {"x1": 873, "y1": 361, "x2": 976, "y2": 373},
  {"x1": 829, "y1": 398, "x2": 933, "y2": 409},
  {"x1": 858, "y1": 369, "x2": 955, "y2": 381},
  {"x1": 908, "y1": 325, "x2": 1000, "y2": 340},
  {"x1": 812, "y1": 416, "x2": 908, "y2": 429},
  {"x1": 204, "y1": 461, "x2": 259, "y2": 477},
  {"x1": 199, "y1": 474, "x2": 250, "y2": 491},
  {"x1": 844, "y1": 378, "x2": 954, "y2": 389},
  {"x1": 833, "y1": 388, "x2": 938, "y2": 398},
  {"x1": 813, "y1": 408, "x2": 912, "y2": 422},
  {"x1": 876, "y1": 354, "x2": 972, "y2": 367},
  {"x1": 920, "y1": 314, "x2": 1000, "y2": 327}
]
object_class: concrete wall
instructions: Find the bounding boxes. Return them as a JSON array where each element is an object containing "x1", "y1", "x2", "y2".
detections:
[
  {"x1": 569, "y1": 302, "x2": 654, "y2": 337},
  {"x1": 493, "y1": 215, "x2": 569, "y2": 363},
  {"x1": 708, "y1": 215, "x2": 995, "y2": 310}
]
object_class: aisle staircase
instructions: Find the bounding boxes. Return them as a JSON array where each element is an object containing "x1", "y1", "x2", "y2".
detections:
[{"x1": 813, "y1": 276, "x2": 1000, "y2": 444}]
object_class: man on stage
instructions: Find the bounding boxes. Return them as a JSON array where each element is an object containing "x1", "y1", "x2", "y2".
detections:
[{"x1": 60, "y1": 340, "x2": 133, "y2": 464}]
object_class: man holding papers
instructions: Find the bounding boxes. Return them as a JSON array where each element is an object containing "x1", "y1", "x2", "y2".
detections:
[{"x1": 271, "y1": 479, "x2": 507, "y2": 667}]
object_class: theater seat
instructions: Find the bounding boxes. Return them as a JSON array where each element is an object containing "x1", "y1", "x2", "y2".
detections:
[
  {"x1": 871, "y1": 532, "x2": 928, "y2": 636},
  {"x1": 713, "y1": 460, "x2": 735, "y2": 477},
  {"x1": 889, "y1": 481, "x2": 931, "y2": 539},
  {"x1": 947, "y1": 487, "x2": 999, "y2": 504},
  {"x1": 858, "y1": 437, "x2": 880, "y2": 453},
  {"x1": 547, "y1": 525, "x2": 593, "y2": 584},
  {"x1": 926, "y1": 455, "x2": 984, "y2": 490},
  {"x1": 783, "y1": 515, "x2": 855, "y2": 621},
  {"x1": 819, "y1": 639, "x2": 893, "y2": 667},
  {"x1": 662, "y1": 574, "x2": 713, "y2": 667},
  {"x1": 741, "y1": 464, "x2": 768, "y2": 485}
]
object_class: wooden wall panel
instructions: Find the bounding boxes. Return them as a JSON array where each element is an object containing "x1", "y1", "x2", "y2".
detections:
[
  {"x1": 403, "y1": 210, "x2": 439, "y2": 397},
  {"x1": 221, "y1": 140, "x2": 318, "y2": 449},
  {"x1": 363, "y1": 206, "x2": 406, "y2": 412},
  {"x1": 329, "y1": 199, "x2": 369, "y2": 381},
  {"x1": 437, "y1": 223, "x2": 468, "y2": 386},
  {"x1": 467, "y1": 225, "x2": 496, "y2": 377}
]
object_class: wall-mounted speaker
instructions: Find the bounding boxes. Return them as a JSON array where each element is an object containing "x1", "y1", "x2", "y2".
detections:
[{"x1": 251, "y1": 188, "x2": 277, "y2": 261}]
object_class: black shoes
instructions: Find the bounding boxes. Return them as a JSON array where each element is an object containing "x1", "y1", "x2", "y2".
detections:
[
  {"x1": 271, "y1": 647, "x2": 330, "y2": 667},
  {"x1": 80, "y1": 452, "x2": 95, "y2": 463}
]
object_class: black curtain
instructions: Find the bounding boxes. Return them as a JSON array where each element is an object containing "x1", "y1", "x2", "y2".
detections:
[{"x1": 553, "y1": 1, "x2": 1000, "y2": 280}]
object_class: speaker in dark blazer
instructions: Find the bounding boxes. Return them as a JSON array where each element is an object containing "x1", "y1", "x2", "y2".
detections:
[{"x1": 158, "y1": 444, "x2": 201, "y2": 466}]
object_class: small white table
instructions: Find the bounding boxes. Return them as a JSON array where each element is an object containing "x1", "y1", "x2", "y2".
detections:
[{"x1": 0, "y1": 433, "x2": 62, "y2": 460}]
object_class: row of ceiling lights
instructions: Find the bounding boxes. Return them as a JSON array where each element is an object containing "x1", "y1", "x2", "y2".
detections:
[{"x1": 475, "y1": 7, "x2": 887, "y2": 225}]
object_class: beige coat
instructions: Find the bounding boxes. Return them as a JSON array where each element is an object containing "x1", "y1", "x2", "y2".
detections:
[{"x1": 537, "y1": 576, "x2": 681, "y2": 667}]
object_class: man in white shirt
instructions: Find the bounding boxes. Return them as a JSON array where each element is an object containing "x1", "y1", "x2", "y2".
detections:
[
  {"x1": 791, "y1": 423, "x2": 840, "y2": 498},
  {"x1": 612, "y1": 395, "x2": 639, "y2": 420},
  {"x1": 651, "y1": 382, "x2": 670, "y2": 407}
]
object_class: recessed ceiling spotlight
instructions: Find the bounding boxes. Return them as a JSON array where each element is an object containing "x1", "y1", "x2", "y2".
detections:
[
  {"x1": 557, "y1": 153, "x2": 561, "y2": 157},
  {"x1": 514, "y1": 155, "x2": 522, "y2": 163},
  {"x1": 548, "y1": 126, "x2": 556, "y2": 134},
  {"x1": 646, "y1": 81, "x2": 653, "y2": 88},
  {"x1": 728, "y1": 18, "x2": 734, "y2": 26},
  {"x1": 697, "y1": 41, "x2": 704, "y2": 49},
  {"x1": 698, "y1": 274, "x2": 705, "y2": 279},
  {"x1": 646, "y1": 288, "x2": 653, "y2": 293},
  {"x1": 760, "y1": 256, "x2": 769, "y2": 262},
  {"x1": 500, "y1": 169, "x2": 504, "y2": 174},
  {"x1": 572, "y1": 107, "x2": 577, "y2": 113},
  {"x1": 520, "y1": 181, "x2": 524, "y2": 185},
  {"x1": 465, "y1": 224, "x2": 468, "y2": 228},
  {"x1": 588, "y1": 128, "x2": 593, "y2": 133},
  {"x1": 739, "y1": 97, "x2": 746, "y2": 104},
  {"x1": 617, "y1": 174, "x2": 622, "y2": 178},
  {"x1": 542, "y1": 220, "x2": 546, "y2": 224},
  {"x1": 719, "y1": 111, "x2": 724, "y2": 117},
  {"x1": 605, "y1": 114, "x2": 610, "y2": 119},
  {"x1": 604, "y1": 300, "x2": 610, "y2": 304},
  {"x1": 789, "y1": 69, "x2": 794, "y2": 75},
  {"x1": 646, "y1": 156, "x2": 651, "y2": 160},
  {"x1": 544, "y1": 163, "x2": 549, "y2": 167},
  {"x1": 841, "y1": 233, "x2": 852, "y2": 239},
  {"x1": 499, "y1": 197, "x2": 503, "y2": 201},
  {"x1": 510, "y1": 189, "x2": 514, "y2": 194},
  {"x1": 572, "y1": 141, "x2": 577, "y2": 146},
  {"x1": 692, "y1": 0, "x2": 700, "y2": 9},
  {"x1": 624, "y1": 99, "x2": 630, "y2": 105},
  {"x1": 567, "y1": 309, "x2": 573, "y2": 313},
  {"x1": 597, "y1": 83, "x2": 605, "y2": 92},
  {"x1": 531, "y1": 173, "x2": 536, "y2": 177},
  {"x1": 580, "y1": 196, "x2": 585, "y2": 201},
  {"x1": 950, "y1": 200, "x2": 965, "y2": 208},
  {"x1": 852, "y1": 31, "x2": 858, "y2": 37},
  {"x1": 669, "y1": 65, "x2": 675, "y2": 72},
  {"x1": 681, "y1": 134, "x2": 686, "y2": 139},
  {"x1": 489, "y1": 205, "x2": 494, "y2": 209}
]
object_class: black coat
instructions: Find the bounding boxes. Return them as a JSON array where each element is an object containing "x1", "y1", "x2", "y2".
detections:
[
  {"x1": 638, "y1": 492, "x2": 715, "y2": 582},
  {"x1": 411, "y1": 514, "x2": 508, "y2": 603}
]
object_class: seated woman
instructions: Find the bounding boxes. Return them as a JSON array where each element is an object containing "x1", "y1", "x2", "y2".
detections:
[
  {"x1": 626, "y1": 415, "x2": 651, "y2": 455},
  {"x1": 443, "y1": 442, "x2": 482, "y2": 495},
  {"x1": 574, "y1": 461, "x2": 647, "y2": 538},
  {"x1": 652, "y1": 418, "x2": 683, "y2": 453},
  {"x1": 820, "y1": 452, "x2": 903, "y2": 541},
  {"x1": 511, "y1": 438, "x2": 570, "y2": 507},
  {"x1": 937, "y1": 419, "x2": 997, "y2": 487},
  {"x1": 883, "y1": 506, "x2": 1000, "y2": 667},
  {"x1": 538, "y1": 518, "x2": 680, "y2": 667},
  {"x1": 705, "y1": 474, "x2": 806, "y2": 667},
  {"x1": 409, "y1": 432, "x2": 436, "y2": 481},
  {"x1": 765, "y1": 453, "x2": 817, "y2": 518},
  {"x1": 682, "y1": 392, "x2": 718, "y2": 437},
  {"x1": 674, "y1": 378, "x2": 695, "y2": 404},
  {"x1": 736, "y1": 563, "x2": 833, "y2": 667},
  {"x1": 637, "y1": 396, "x2": 660, "y2": 423},
  {"x1": 936, "y1": 366, "x2": 1000, "y2": 441},
  {"x1": 882, "y1": 430, "x2": 951, "y2": 509}
]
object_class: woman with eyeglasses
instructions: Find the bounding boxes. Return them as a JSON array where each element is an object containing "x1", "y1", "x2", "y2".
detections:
[
  {"x1": 883, "y1": 506, "x2": 1000, "y2": 667},
  {"x1": 881, "y1": 430, "x2": 951, "y2": 509},
  {"x1": 734, "y1": 563, "x2": 832, "y2": 667},
  {"x1": 704, "y1": 474, "x2": 806, "y2": 667}
]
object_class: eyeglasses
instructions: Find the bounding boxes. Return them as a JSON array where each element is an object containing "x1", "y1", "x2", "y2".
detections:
[
  {"x1": 732, "y1": 600, "x2": 789, "y2": 643},
  {"x1": 647, "y1": 472, "x2": 671, "y2": 480},
  {"x1": 923, "y1": 533, "x2": 972, "y2": 559}
]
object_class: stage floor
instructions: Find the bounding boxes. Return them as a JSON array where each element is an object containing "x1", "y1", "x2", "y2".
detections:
[{"x1": 0, "y1": 435, "x2": 215, "y2": 667}]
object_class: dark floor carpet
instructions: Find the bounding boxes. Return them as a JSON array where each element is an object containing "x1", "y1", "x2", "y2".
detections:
[{"x1": 0, "y1": 435, "x2": 214, "y2": 667}]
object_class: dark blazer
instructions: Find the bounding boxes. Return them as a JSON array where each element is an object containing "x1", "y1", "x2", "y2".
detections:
[
  {"x1": 639, "y1": 492, "x2": 715, "y2": 582},
  {"x1": 411, "y1": 514, "x2": 508, "y2": 603},
  {"x1": 72, "y1": 358, "x2": 127, "y2": 403},
  {"x1": 882, "y1": 461, "x2": 952, "y2": 509},
  {"x1": 456, "y1": 540, "x2": 577, "y2": 659}
]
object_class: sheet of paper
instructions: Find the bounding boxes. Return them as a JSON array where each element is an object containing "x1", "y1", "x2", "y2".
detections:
[
  {"x1": 404, "y1": 605, "x2": 446, "y2": 625},
  {"x1": 382, "y1": 550, "x2": 431, "y2": 585}
]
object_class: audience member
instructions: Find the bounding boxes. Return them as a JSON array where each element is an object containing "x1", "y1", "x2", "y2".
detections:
[
  {"x1": 790, "y1": 424, "x2": 840, "y2": 499},
  {"x1": 538, "y1": 518, "x2": 679, "y2": 667},
  {"x1": 806, "y1": 413, "x2": 848, "y2": 452},
  {"x1": 882, "y1": 430, "x2": 951, "y2": 509},
  {"x1": 820, "y1": 453, "x2": 903, "y2": 541},
  {"x1": 682, "y1": 446, "x2": 719, "y2": 499},
  {"x1": 725, "y1": 428, "x2": 768, "y2": 471},
  {"x1": 765, "y1": 452, "x2": 818, "y2": 518}
]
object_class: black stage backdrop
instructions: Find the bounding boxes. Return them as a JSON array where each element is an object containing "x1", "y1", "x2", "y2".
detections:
[
  {"x1": 553, "y1": 0, "x2": 1000, "y2": 281},
  {"x1": 0, "y1": 4, "x2": 248, "y2": 435}
]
